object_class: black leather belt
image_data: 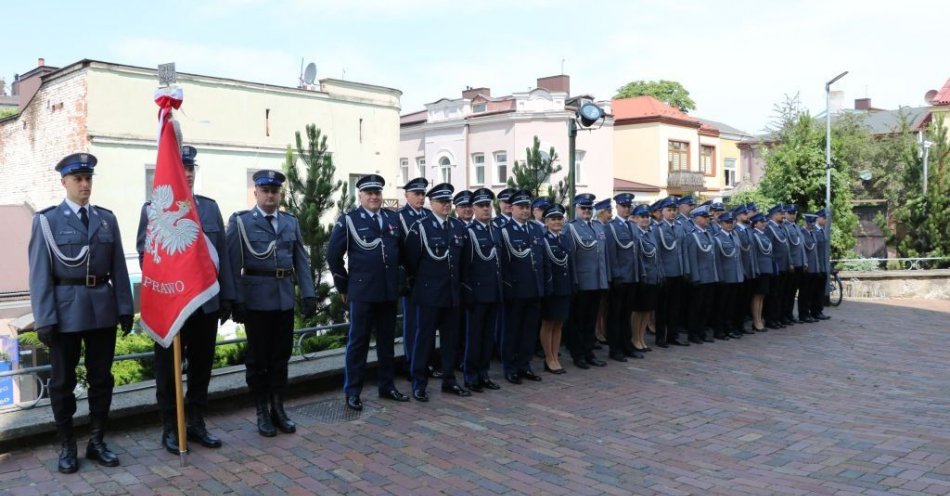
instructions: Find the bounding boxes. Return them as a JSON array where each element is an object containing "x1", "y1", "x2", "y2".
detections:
[
  {"x1": 243, "y1": 268, "x2": 295, "y2": 278},
  {"x1": 54, "y1": 275, "x2": 111, "y2": 287}
]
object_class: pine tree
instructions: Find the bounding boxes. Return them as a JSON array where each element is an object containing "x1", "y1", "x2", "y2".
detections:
[
  {"x1": 506, "y1": 136, "x2": 565, "y2": 203},
  {"x1": 281, "y1": 124, "x2": 353, "y2": 328}
]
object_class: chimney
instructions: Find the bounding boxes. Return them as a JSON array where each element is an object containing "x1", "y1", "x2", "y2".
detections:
[
  {"x1": 854, "y1": 98, "x2": 872, "y2": 111},
  {"x1": 462, "y1": 87, "x2": 490, "y2": 100},
  {"x1": 38, "y1": 58, "x2": 45, "y2": 67},
  {"x1": 536, "y1": 75, "x2": 570, "y2": 95}
]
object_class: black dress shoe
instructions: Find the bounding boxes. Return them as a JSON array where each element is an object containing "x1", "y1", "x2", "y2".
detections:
[
  {"x1": 86, "y1": 439, "x2": 120, "y2": 468},
  {"x1": 702, "y1": 336, "x2": 715, "y2": 343},
  {"x1": 346, "y1": 396, "x2": 363, "y2": 411},
  {"x1": 412, "y1": 390, "x2": 429, "y2": 402},
  {"x1": 428, "y1": 366, "x2": 444, "y2": 379},
  {"x1": 505, "y1": 373, "x2": 522, "y2": 384},
  {"x1": 815, "y1": 313, "x2": 830, "y2": 320},
  {"x1": 57, "y1": 437, "x2": 79, "y2": 474},
  {"x1": 634, "y1": 346, "x2": 652, "y2": 353},
  {"x1": 481, "y1": 378, "x2": 502, "y2": 390},
  {"x1": 609, "y1": 352, "x2": 628, "y2": 362},
  {"x1": 655, "y1": 342, "x2": 669, "y2": 349},
  {"x1": 544, "y1": 363, "x2": 566, "y2": 374},
  {"x1": 160, "y1": 429, "x2": 184, "y2": 455},
  {"x1": 572, "y1": 358, "x2": 590, "y2": 369},
  {"x1": 465, "y1": 382, "x2": 484, "y2": 393},
  {"x1": 520, "y1": 370, "x2": 543, "y2": 382},
  {"x1": 728, "y1": 332, "x2": 742, "y2": 339},
  {"x1": 379, "y1": 389, "x2": 410, "y2": 402},
  {"x1": 688, "y1": 336, "x2": 703, "y2": 344},
  {"x1": 627, "y1": 350, "x2": 645, "y2": 359},
  {"x1": 765, "y1": 322, "x2": 781, "y2": 330},
  {"x1": 442, "y1": 384, "x2": 472, "y2": 397},
  {"x1": 742, "y1": 329, "x2": 757, "y2": 335},
  {"x1": 672, "y1": 339, "x2": 690, "y2": 346},
  {"x1": 585, "y1": 356, "x2": 607, "y2": 367},
  {"x1": 801, "y1": 317, "x2": 817, "y2": 323},
  {"x1": 187, "y1": 408, "x2": 223, "y2": 448}
]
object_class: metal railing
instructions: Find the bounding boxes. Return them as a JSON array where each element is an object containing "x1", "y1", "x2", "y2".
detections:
[
  {"x1": 0, "y1": 321, "x2": 356, "y2": 413},
  {"x1": 833, "y1": 257, "x2": 950, "y2": 271}
]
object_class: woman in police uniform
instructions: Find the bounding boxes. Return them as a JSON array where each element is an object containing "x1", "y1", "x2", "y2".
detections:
[{"x1": 539, "y1": 204, "x2": 572, "y2": 374}]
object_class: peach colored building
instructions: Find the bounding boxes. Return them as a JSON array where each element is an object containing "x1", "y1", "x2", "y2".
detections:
[{"x1": 399, "y1": 75, "x2": 613, "y2": 203}]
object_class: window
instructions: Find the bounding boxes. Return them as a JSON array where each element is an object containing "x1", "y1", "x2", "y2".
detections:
[
  {"x1": 700, "y1": 145, "x2": 715, "y2": 176},
  {"x1": 472, "y1": 103, "x2": 487, "y2": 113},
  {"x1": 439, "y1": 156, "x2": 452, "y2": 183},
  {"x1": 724, "y1": 158, "x2": 737, "y2": 187},
  {"x1": 494, "y1": 151, "x2": 508, "y2": 184},
  {"x1": 145, "y1": 164, "x2": 156, "y2": 201},
  {"x1": 400, "y1": 158, "x2": 409, "y2": 182},
  {"x1": 416, "y1": 157, "x2": 426, "y2": 179},
  {"x1": 668, "y1": 141, "x2": 690, "y2": 172},
  {"x1": 574, "y1": 150, "x2": 586, "y2": 185},
  {"x1": 472, "y1": 153, "x2": 485, "y2": 185}
]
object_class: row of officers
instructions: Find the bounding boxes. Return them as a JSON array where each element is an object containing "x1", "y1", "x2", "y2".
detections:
[{"x1": 27, "y1": 148, "x2": 832, "y2": 475}]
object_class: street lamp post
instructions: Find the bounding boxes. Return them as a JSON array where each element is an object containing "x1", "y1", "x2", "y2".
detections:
[
  {"x1": 825, "y1": 70, "x2": 847, "y2": 294},
  {"x1": 569, "y1": 102, "x2": 606, "y2": 218}
]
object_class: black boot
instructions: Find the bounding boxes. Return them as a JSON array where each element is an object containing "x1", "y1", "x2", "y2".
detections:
[
  {"x1": 270, "y1": 394, "x2": 296, "y2": 434},
  {"x1": 85, "y1": 415, "x2": 120, "y2": 467},
  {"x1": 160, "y1": 413, "x2": 184, "y2": 455},
  {"x1": 57, "y1": 423, "x2": 79, "y2": 474},
  {"x1": 255, "y1": 397, "x2": 277, "y2": 437},
  {"x1": 187, "y1": 406, "x2": 222, "y2": 448}
]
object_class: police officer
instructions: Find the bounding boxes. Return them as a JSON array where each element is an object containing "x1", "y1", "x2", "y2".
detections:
[
  {"x1": 460, "y1": 188, "x2": 503, "y2": 391},
  {"x1": 564, "y1": 193, "x2": 609, "y2": 369},
  {"x1": 397, "y1": 177, "x2": 433, "y2": 376},
  {"x1": 765, "y1": 204, "x2": 790, "y2": 329},
  {"x1": 630, "y1": 204, "x2": 662, "y2": 352},
  {"x1": 684, "y1": 205, "x2": 719, "y2": 343},
  {"x1": 798, "y1": 214, "x2": 821, "y2": 323},
  {"x1": 604, "y1": 194, "x2": 640, "y2": 361},
  {"x1": 492, "y1": 188, "x2": 516, "y2": 229},
  {"x1": 404, "y1": 183, "x2": 470, "y2": 401},
  {"x1": 749, "y1": 213, "x2": 774, "y2": 332},
  {"x1": 709, "y1": 202, "x2": 725, "y2": 235},
  {"x1": 226, "y1": 170, "x2": 316, "y2": 437},
  {"x1": 498, "y1": 189, "x2": 548, "y2": 384},
  {"x1": 732, "y1": 204, "x2": 757, "y2": 335},
  {"x1": 29, "y1": 153, "x2": 134, "y2": 473},
  {"x1": 136, "y1": 146, "x2": 235, "y2": 454},
  {"x1": 655, "y1": 197, "x2": 690, "y2": 347},
  {"x1": 713, "y1": 210, "x2": 744, "y2": 340},
  {"x1": 812, "y1": 209, "x2": 831, "y2": 320},
  {"x1": 453, "y1": 189, "x2": 474, "y2": 366},
  {"x1": 676, "y1": 196, "x2": 695, "y2": 225},
  {"x1": 531, "y1": 197, "x2": 550, "y2": 227},
  {"x1": 328, "y1": 175, "x2": 409, "y2": 411},
  {"x1": 539, "y1": 203, "x2": 573, "y2": 374},
  {"x1": 782, "y1": 205, "x2": 806, "y2": 324}
]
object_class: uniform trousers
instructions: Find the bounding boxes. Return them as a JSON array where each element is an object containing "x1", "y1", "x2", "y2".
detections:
[
  {"x1": 154, "y1": 309, "x2": 217, "y2": 419},
  {"x1": 502, "y1": 298, "x2": 541, "y2": 376},
  {"x1": 765, "y1": 271, "x2": 787, "y2": 324},
  {"x1": 606, "y1": 283, "x2": 635, "y2": 355},
  {"x1": 687, "y1": 283, "x2": 715, "y2": 340},
  {"x1": 656, "y1": 276, "x2": 686, "y2": 345},
  {"x1": 812, "y1": 272, "x2": 829, "y2": 316},
  {"x1": 734, "y1": 279, "x2": 755, "y2": 329},
  {"x1": 49, "y1": 327, "x2": 116, "y2": 427},
  {"x1": 344, "y1": 300, "x2": 397, "y2": 397},
  {"x1": 797, "y1": 273, "x2": 821, "y2": 319},
  {"x1": 567, "y1": 290, "x2": 602, "y2": 359},
  {"x1": 783, "y1": 266, "x2": 804, "y2": 320},
  {"x1": 410, "y1": 304, "x2": 460, "y2": 392},
  {"x1": 464, "y1": 303, "x2": 498, "y2": 385},
  {"x1": 715, "y1": 282, "x2": 742, "y2": 335},
  {"x1": 244, "y1": 309, "x2": 295, "y2": 397}
]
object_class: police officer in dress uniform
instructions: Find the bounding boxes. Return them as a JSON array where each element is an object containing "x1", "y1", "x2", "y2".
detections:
[
  {"x1": 676, "y1": 196, "x2": 695, "y2": 225},
  {"x1": 226, "y1": 170, "x2": 316, "y2": 437},
  {"x1": 732, "y1": 204, "x2": 757, "y2": 335},
  {"x1": 655, "y1": 197, "x2": 690, "y2": 347},
  {"x1": 327, "y1": 175, "x2": 410, "y2": 412},
  {"x1": 452, "y1": 190, "x2": 474, "y2": 368},
  {"x1": 29, "y1": 153, "x2": 134, "y2": 473},
  {"x1": 531, "y1": 197, "x2": 550, "y2": 227},
  {"x1": 713, "y1": 210, "x2": 744, "y2": 340},
  {"x1": 604, "y1": 194, "x2": 641, "y2": 361},
  {"x1": 396, "y1": 177, "x2": 433, "y2": 377},
  {"x1": 404, "y1": 183, "x2": 470, "y2": 401},
  {"x1": 459, "y1": 188, "x2": 504, "y2": 392},
  {"x1": 749, "y1": 213, "x2": 774, "y2": 332},
  {"x1": 492, "y1": 188, "x2": 516, "y2": 229},
  {"x1": 564, "y1": 193, "x2": 609, "y2": 369},
  {"x1": 498, "y1": 189, "x2": 549, "y2": 384},
  {"x1": 764, "y1": 204, "x2": 791, "y2": 329},
  {"x1": 798, "y1": 214, "x2": 821, "y2": 323},
  {"x1": 630, "y1": 204, "x2": 662, "y2": 352},
  {"x1": 812, "y1": 209, "x2": 831, "y2": 320},
  {"x1": 782, "y1": 205, "x2": 807, "y2": 324},
  {"x1": 135, "y1": 146, "x2": 235, "y2": 454},
  {"x1": 684, "y1": 205, "x2": 719, "y2": 343}
]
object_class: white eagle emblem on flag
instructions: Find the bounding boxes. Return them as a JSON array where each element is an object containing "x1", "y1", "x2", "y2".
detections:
[{"x1": 145, "y1": 184, "x2": 200, "y2": 263}]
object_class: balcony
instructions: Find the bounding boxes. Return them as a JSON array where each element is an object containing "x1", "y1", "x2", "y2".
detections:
[{"x1": 666, "y1": 170, "x2": 705, "y2": 191}]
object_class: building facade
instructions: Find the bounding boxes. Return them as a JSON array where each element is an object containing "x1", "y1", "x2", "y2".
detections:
[
  {"x1": 0, "y1": 59, "x2": 403, "y2": 274},
  {"x1": 399, "y1": 75, "x2": 613, "y2": 203}
]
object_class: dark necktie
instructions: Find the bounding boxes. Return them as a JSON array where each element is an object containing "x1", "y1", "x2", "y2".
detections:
[
  {"x1": 265, "y1": 214, "x2": 275, "y2": 231},
  {"x1": 79, "y1": 207, "x2": 89, "y2": 229}
]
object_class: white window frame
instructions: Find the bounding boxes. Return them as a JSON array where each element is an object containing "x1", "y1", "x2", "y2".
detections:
[
  {"x1": 724, "y1": 157, "x2": 737, "y2": 187},
  {"x1": 416, "y1": 157, "x2": 426, "y2": 179},
  {"x1": 400, "y1": 158, "x2": 409, "y2": 182},
  {"x1": 494, "y1": 151, "x2": 508, "y2": 185},
  {"x1": 439, "y1": 156, "x2": 452, "y2": 183},
  {"x1": 574, "y1": 150, "x2": 586, "y2": 185},
  {"x1": 472, "y1": 153, "x2": 485, "y2": 185}
]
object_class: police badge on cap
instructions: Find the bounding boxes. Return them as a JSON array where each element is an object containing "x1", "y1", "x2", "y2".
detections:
[
  {"x1": 253, "y1": 169, "x2": 286, "y2": 187},
  {"x1": 55, "y1": 153, "x2": 98, "y2": 176},
  {"x1": 357, "y1": 174, "x2": 385, "y2": 192}
]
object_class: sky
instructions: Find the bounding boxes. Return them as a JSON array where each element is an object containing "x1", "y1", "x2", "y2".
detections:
[{"x1": 2, "y1": 0, "x2": 947, "y2": 134}]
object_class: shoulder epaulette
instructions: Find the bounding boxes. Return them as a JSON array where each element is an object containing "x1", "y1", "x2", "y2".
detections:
[
  {"x1": 94, "y1": 205, "x2": 114, "y2": 214},
  {"x1": 194, "y1": 194, "x2": 216, "y2": 203},
  {"x1": 37, "y1": 206, "x2": 55, "y2": 215},
  {"x1": 233, "y1": 209, "x2": 250, "y2": 217}
]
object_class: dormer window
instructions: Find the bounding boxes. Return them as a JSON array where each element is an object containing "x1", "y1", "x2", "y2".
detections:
[{"x1": 472, "y1": 103, "x2": 487, "y2": 113}]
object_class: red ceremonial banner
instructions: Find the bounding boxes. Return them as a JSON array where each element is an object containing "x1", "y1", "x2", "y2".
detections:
[{"x1": 140, "y1": 95, "x2": 219, "y2": 348}]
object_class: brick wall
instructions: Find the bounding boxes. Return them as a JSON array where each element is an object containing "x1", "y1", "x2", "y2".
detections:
[{"x1": 0, "y1": 69, "x2": 89, "y2": 211}]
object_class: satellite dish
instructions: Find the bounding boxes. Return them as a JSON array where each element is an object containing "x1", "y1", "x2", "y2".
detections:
[
  {"x1": 859, "y1": 170, "x2": 872, "y2": 181},
  {"x1": 303, "y1": 63, "x2": 317, "y2": 85},
  {"x1": 925, "y1": 89, "x2": 938, "y2": 104}
]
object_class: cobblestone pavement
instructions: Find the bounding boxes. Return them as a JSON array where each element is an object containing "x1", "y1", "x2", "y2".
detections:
[{"x1": 2, "y1": 299, "x2": 950, "y2": 495}]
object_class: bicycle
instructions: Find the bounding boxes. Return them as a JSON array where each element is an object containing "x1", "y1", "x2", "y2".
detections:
[{"x1": 827, "y1": 269, "x2": 843, "y2": 307}]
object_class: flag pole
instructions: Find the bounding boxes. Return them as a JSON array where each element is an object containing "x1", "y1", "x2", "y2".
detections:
[{"x1": 173, "y1": 333, "x2": 187, "y2": 466}]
